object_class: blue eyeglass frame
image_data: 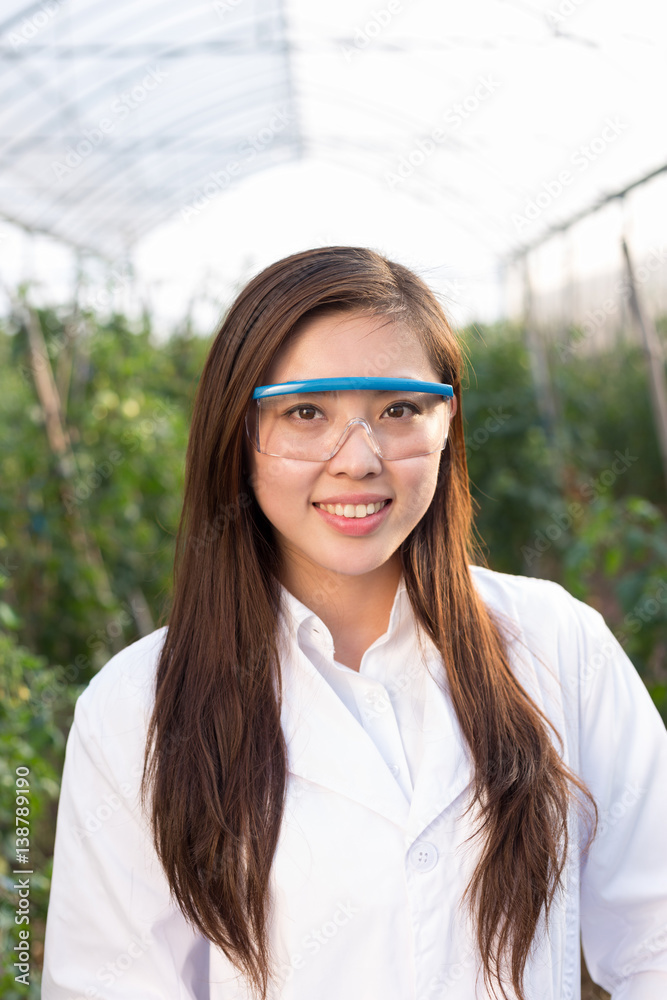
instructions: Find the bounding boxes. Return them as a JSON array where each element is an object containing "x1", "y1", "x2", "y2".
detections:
[{"x1": 251, "y1": 376, "x2": 454, "y2": 399}]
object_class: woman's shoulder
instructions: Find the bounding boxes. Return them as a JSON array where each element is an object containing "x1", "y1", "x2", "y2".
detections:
[
  {"x1": 73, "y1": 625, "x2": 168, "y2": 737},
  {"x1": 467, "y1": 563, "x2": 612, "y2": 682},
  {"x1": 468, "y1": 563, "x2": 604, "y2": 631}
]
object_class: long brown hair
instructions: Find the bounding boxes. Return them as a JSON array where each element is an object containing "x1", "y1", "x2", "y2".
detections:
[{"x1": 140, "y1": 246, "x2": 597, "y2": 1000}]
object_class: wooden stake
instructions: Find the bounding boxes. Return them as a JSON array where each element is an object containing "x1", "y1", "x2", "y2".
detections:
[
  {"x1": 20, "y1": 302, "x2": 123, "y2": 646},
  {"x1": 522, "y1": 256, "x2": 559, "y2": 443},
  {"x1": 621, "y1": 238, "x2": 667, "y2": 494}
]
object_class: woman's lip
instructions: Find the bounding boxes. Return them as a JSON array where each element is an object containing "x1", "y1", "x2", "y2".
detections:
[
  {"x1": 312, "y1": 495, "x2": 391, "y2": 505},
  {"x1": 312, "y1": 499, "x2": 392, "y2": 536}
]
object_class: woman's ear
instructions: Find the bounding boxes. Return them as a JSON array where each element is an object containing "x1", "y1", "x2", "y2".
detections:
[{"x1": 449, "y1": 395, "x2": 458, "y2": 420}]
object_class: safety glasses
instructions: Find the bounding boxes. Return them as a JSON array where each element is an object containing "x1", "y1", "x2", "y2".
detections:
[{"x1": 245, "y1": 377, "x2": 455, "y2": 462}]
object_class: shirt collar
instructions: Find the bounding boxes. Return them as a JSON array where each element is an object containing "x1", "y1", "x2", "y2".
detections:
[{"x1": 278, "y1": 573, "x2": 410, "y2": 654}]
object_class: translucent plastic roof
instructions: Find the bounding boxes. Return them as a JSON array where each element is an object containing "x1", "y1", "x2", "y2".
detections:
[
  {"x1": 0, "y1": 0, "x2": 299, "y2": 258},
  {"x1": 1, "y1": 0, "x2": 665, "y2": 272}
]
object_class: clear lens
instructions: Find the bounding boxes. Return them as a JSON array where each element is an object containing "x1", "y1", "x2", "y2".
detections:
[{"x1": 247, "y1": 390, "x2": 451, "y2": 461}]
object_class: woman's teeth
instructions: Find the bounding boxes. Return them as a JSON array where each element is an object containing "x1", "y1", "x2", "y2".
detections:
[{"x1": 314, "y1": 500, "x2": 389, "y2": 519}]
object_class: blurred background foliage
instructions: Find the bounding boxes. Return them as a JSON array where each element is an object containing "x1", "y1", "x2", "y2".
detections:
[
  {"x1": 0, "y1": 300, "x2": 665, "y2": 995},
  {"x1": 462, "y1": 316, "x2": 667, "y2": 723}
]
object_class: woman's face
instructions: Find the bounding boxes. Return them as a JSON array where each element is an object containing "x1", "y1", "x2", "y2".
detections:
[{"x1": 245, "y1": 311, "x2": 456, "y2": 588}]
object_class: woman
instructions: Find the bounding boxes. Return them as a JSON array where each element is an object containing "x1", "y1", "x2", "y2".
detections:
[{"x1": 42, "y1": 246, "x2": 667, "y2": 1000}]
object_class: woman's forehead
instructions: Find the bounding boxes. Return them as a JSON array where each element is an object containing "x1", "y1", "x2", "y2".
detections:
[{"x1": 266, "y1": 313, "x2": 434, "y2": 383}]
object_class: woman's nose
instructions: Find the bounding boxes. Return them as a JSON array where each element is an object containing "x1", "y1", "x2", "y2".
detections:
[{"x1": 326, "y1": 419, "x2": 384, "y2": 472}]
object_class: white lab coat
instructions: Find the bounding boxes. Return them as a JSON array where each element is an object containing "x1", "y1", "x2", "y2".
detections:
[{"x1": 41, "y1": 565, "x2": 667, "y2": 1000}]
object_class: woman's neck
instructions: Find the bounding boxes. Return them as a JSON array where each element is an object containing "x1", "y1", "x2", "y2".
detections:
[{"x1": 280, "y1": 556, "x2": 403, "y2": 669}]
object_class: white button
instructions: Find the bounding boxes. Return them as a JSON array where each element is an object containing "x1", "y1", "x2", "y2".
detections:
[
  {"x1": 388, "y1": 763, "x2": 400, "y2": 776},
  {"x1": 408, "y1": 841, "x2": 438, "y2": 872}
]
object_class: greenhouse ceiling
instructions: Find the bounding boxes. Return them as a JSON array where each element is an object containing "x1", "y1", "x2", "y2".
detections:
[{"x1": 0, "y1": 0, "x2": 665, "y2": 264}]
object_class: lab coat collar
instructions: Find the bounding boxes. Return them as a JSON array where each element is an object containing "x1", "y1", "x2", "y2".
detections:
[
  {"x1": 278, "y1": 572, "x2": 410, "y2": 652},
  {"x1": 276, "y1": 575, "x2": 475, "y2": 840}
]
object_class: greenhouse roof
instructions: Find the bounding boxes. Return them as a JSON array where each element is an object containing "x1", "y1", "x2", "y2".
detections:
[
  {"x1": 1, "y1": 0, "x2": 300, "y2": 258},
  {"x1": 0, "y1": 0, "x2": 665, "y2": 266}
]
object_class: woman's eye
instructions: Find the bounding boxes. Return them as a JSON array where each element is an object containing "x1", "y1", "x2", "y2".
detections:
[
  {"x1": 286, "y1": 405, "x2": 320, "y2": 420},
  {"x1": 385, "y1": 402, "x2": 420, "y2": 419},
  {"x1": 282, "y1": 400, "x2": 421, "y2": 420}
]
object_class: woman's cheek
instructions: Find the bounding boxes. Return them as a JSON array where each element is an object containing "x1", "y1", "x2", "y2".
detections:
[
  {"x1": 249, "y1": 456, "x2": 315, "y2": 521},
  {"x1": 404, "y1": 459, "x2": 439, "y2": 518}
]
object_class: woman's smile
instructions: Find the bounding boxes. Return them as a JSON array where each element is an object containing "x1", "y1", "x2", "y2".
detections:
[
  {"x1": 313, "y1": 500, "x2": 388, "y2": 517},
  {"x1": 312, "y1": 497, "x2": 393, "y2": 534}
]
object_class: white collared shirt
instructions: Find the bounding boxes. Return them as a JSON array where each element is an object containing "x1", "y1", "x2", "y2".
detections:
[
  {"x1": 281, "y1": 575, "x2": 424, "y2": 804},
  {"x1": 41, "y1": 565, "x2": 667, "y2": 1000}
]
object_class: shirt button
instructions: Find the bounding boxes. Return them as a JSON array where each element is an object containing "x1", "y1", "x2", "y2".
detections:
[
  {"x1": 408, "y1": 841, "x2": 438, "y2": 872},
  {"x1": 388, "y1": 763, "x2": 400, "y2": 776}
]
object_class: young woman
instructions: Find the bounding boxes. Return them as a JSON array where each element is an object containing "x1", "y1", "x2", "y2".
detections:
[{"x1": 43, "y1": 246, "x2": 667, "y2": 1000}]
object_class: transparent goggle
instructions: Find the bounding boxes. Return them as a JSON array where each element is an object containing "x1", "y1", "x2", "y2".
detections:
[{"x1": 245, "y1": 377, "x2": 455, "y2": 462}]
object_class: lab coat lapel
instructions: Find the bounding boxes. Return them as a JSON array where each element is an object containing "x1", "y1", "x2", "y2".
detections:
[
  {"x1": 407, "y1": 654, "x2": 475, "y2": 842},
  {"x1": 405, "y1": 621, "x2": 550, "y2": 843},
  {"x1": 279, "y1": 642, "x2": 411, "y2": 828}
]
